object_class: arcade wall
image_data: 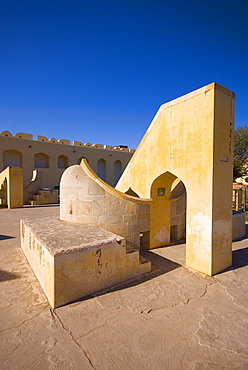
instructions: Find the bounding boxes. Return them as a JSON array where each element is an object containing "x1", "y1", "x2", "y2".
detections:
[{"x1": 0, "y1": 131, "x2": 134, "y2": 188}]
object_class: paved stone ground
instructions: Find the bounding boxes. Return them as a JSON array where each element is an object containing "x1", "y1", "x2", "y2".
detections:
[{"x1": 0, "y1": 205, "x2": 248, "y2": 369}]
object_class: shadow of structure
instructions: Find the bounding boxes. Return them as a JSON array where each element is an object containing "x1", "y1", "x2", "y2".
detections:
[
  {"x1": 69, "y1": 250, "x2": 181, "y2": 305},
  {"x1": 0, "y1": 269, "x2": 20, "y2": 282},
  {"x1": 0, "y1": 234, "x2": 15, "y2": 241},
  {"x1": 23, "y1": 204, "x2": 59, "y2": 209},
  {"x1": 232, "y1": 247, "x2": 248, "y2": 269}
]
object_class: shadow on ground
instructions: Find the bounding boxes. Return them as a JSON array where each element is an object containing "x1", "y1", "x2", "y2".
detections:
[
  {"x1": 0, "y1": 235, "x2": 15, "y2": 241},
  {"x1": 0, "y1": 269, "x2": 20, "y2": 282},
  {"x1": 231, "y1": 247, "x2": 248, "y2": 270},
  {"x1": 23, "y1": 204, "x2": 60, "y2": 209},
  {"x1": 67, "y1": 250, "x2": 181, "y2": 306}
]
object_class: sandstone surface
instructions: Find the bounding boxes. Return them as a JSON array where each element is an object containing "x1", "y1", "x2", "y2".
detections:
[{"x1": 1, "y1": 205, "x2": 247, "y2": 369}]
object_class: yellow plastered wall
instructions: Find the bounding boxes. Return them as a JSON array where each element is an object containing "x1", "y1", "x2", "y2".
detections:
[
  {"x1": 0, "y1": 134, "x2": 134, "y2": 188},
  {"x1": 0, "y1": 167, "x2": 23, "y2": 208},
  {"x1": 117, "y1": 83, "x2": 235, "y2": 275}
]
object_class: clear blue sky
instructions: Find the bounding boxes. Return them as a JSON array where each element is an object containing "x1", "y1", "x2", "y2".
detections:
[{"x1": 1, "y1": 0, "x2": 248, "y2": 149}]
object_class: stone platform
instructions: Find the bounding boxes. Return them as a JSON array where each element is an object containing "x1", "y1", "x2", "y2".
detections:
[
  {"x1": 20, "y1": 216, "x2": 151, "y2": 308},
  {"x1": 1, "y1": 206, "x2": 248, "y2": 369}
]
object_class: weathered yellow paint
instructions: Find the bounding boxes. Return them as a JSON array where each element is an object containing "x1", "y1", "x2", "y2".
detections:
[
  {"x1": 150, "y1": 171, "x2": 177, "y2": 249},
  {"x1": 117, "y1": 83, "x2": 235, "y2": 276},
  {"x1": 0, "y1": 166, "x2": 23, "y2": 208}
]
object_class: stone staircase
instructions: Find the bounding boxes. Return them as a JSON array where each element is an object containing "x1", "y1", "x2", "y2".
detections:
[{"x1": 28, "y1": 188, "x2": 58, "y2": 205}]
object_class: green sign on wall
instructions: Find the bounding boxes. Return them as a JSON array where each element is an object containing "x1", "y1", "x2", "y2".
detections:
[{"x1": 157, "y1": 188, "x2": 165, "y2": 196}]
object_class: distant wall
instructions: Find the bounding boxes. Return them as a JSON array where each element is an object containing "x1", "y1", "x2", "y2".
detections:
[{"x1": 0, "y1": 131, "x2": 134, "y2": 188}]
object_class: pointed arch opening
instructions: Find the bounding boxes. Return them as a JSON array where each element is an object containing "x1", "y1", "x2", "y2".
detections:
[
  {"x1": 170, "y1": 178, "x2": 186, "y2": 243},
  {"x1": 58, "y1": 155, "x2": 69, "y2": 169},
  {"x1": 34, "y1": 153, "x2": 49, "y2": 168},
  {"x1": 150, "y1": 171, "x2": 187, "y2": 249},
  {"x1": 97, "y1": 158, "x2": 107, "y2": 182}
]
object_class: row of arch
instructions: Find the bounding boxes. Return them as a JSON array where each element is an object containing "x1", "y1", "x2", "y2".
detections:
[
  {"x1": 2, "y1": 150, "x2": 68, "y2": 169},
  {"x1": 2, "y1": 150, "x2": 123, "y2": 186},
  {"x1": 96, "y1": 158, "x2": 122, "y2": 185}
]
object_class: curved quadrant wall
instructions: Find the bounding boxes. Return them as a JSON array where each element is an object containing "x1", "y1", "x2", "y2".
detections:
[{"x1": 60, "y1": 160, "x2": 151, "y2": 251}]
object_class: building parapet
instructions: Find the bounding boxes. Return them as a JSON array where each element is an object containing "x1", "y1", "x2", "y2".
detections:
[{"x1": 1, "y1": 130, "x2": 135, "y2": 152}]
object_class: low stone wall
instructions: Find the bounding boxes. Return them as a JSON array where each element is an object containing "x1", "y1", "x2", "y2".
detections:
[{"x1": 232, "y1": 211, "x2": 246, "y2": 240}]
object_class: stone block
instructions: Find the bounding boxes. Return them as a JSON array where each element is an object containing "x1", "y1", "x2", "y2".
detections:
[
  {"x1": 14, "y1": 132, "x2": 33, "y2": 140},
  {"x1": 73, "y1": 140, "x2": 84, "y2": 146},
  {"x1": 108, "y1": 222, "x2": 127, "y2": 236},
  {"x1": 123, "y1": 214, "x2": 137, "y2": 224},
  {"x1": 232, "y1": 211, "x2": 245, "y2": 240},
  {"x1": 92, "y1": 199, "x2": 106, "y2": 216},
  {"x1": 124, "y1": 201, "x2": 137, "y2": 215},
  {"x1": 75, "y1": 200, "x2": 93, "y2": 216},
  {"x1": 58, "y1": 139, "x2": 70, "y2": 145},
  {"x1": 37, "y1": 135, "x2": 48, "y2": 142},
  {"x1": 88, "y1": 183, "x2": 105, "y2": 196},
  {"x1": 21, "y1": 217, "x2": 151, "y2": 308}
]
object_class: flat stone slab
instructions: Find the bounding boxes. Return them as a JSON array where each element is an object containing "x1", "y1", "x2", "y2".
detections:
[
  {"x1": 21, "y1": 217, "x2": 124, "y2": 255},
  {"x1": 21, "y1": 217, "x2": 151, "y2": 308}
]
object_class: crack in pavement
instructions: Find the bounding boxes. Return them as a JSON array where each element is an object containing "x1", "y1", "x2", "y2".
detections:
[
  {"x1": 0, "y1": 304, "x2": 49, "y2": 334},
  {"x1": 179, "y1": 280, "x2": 217, "y2": 315},
  {"x1": 216, "y1": 279, "x2": 248, "y2": 313},
  {"x1": 52, "y1": 309, "x2": 96, "y2": 369},
  {"x1": 195, "y1": 308, "x2": 248, "y2": 359},
  {"x1": 75, "y1": 309, "x2": 121, "y2": 340}
]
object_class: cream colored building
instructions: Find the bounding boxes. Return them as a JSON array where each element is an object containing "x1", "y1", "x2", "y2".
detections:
[{"x1": 0, "y1": 131, "x2": 134, "y2": 189}]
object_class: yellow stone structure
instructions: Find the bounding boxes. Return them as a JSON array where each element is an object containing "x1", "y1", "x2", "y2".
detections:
[
  {"x1": 0, "y1": 166, "x2": 23, "y2": 208},
  {"x1": 20, "y1": 82, "x2": 236, "y2": 309},
  {"x1": 117, "y1": 83, "x2": 235, "y2": 276}
]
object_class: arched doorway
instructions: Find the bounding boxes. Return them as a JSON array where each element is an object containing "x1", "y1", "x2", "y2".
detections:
[
  {"x1": 170, "y1": 179, "x2": 186, "y2": 243},
  {"x1": 150, "y1": 171, "x2": 186, "y2": 249}
]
